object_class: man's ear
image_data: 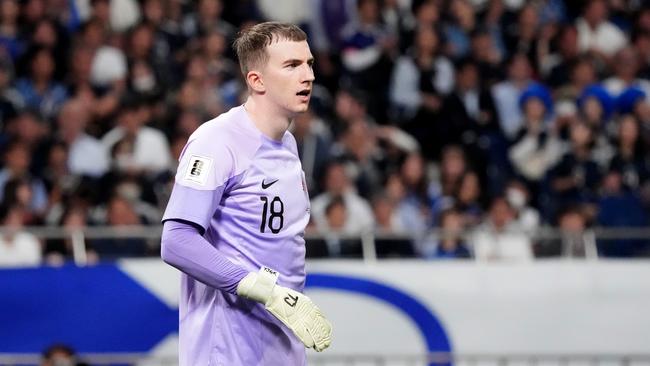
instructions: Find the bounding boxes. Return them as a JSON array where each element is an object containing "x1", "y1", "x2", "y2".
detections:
[{"x1": 246, "y1": 70, "x2": 265, "y2": 93}]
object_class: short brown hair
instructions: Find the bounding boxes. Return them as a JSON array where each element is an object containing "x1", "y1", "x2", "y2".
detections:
[{"x1": 233, "y1": 22, "x2": 307, "y2": 75}]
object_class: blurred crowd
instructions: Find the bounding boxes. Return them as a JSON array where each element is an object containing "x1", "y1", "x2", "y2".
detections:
[{"x1": 0, "y1": 0, "x2": 649, "y2": 265}]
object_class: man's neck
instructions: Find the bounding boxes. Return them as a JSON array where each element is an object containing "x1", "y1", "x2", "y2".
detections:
[{"x1": 243, "y1": 97, "x2": 292, "y2": 142}]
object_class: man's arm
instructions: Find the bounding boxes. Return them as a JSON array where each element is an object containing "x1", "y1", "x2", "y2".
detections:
[
  {"x1": 161, "y1": 219, "x2": 333, "y2": 351},
  {"x1": 160, "y1": 219, "x2": 248, "y2": 294}
]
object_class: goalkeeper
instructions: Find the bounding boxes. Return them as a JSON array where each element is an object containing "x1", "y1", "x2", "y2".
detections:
[{"x1": 160, "y1": 22, "x2": 332, "y2": 366}]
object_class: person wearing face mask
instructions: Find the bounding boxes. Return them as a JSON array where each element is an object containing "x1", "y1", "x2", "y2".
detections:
[
  {"x1": 128, "y1": 60, "x2": 161, "y2": 98},
  {"x1": 505, "y1": 179, "x2": 540, "y2": 234}
]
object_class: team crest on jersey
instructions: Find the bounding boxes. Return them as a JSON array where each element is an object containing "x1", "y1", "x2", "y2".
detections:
[{"x1": 183, "y1": 155, "x2": 213, "y2": 185}]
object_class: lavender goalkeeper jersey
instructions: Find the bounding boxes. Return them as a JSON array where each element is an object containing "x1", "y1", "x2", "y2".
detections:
[{"x1": 162, "y1": 106, "x2": 310, "y2": 366}]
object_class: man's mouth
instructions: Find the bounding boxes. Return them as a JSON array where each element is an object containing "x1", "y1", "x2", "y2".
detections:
[{"x1": 296, "y1": 89, "x2": 311, "y2": 97}]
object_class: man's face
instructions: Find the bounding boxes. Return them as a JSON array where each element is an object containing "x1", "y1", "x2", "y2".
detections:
[{"x1": 259, "y1": 40, "x2": 315, "y2": 117}]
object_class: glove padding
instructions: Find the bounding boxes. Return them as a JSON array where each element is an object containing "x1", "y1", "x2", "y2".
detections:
[{"x1": 237, "y1": 267, "x2": 332, "y2": 352}]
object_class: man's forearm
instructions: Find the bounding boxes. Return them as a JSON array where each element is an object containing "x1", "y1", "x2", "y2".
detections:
[{"x1": 161, "y1": 219, "x2": 248, "y2": 294}]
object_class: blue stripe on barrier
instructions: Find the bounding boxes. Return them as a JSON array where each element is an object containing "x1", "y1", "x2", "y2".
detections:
[
  {"x1": 307, "y1": 273, "x2": 452, "y2": 365},
  {"x1": 0, "y1": 265, "x2": 451, "y2": 365},
  {"x1": 0, "y1": 264, "x2": 177, "y2": 353}
]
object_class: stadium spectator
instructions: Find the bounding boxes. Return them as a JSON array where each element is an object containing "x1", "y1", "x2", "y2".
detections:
[
  {"x1": 307, "y1": 0, "x2": 355, "y2": 92},
  {"x1": 398, "y1": 0, "x2": 439, "y2": 54},
  {"x1": 608, "y1": 114, "x2": 649, "y2": 191},
  {"x1": 0, "y1": 0, "x2": 23, "y2": 61},
  {"x1": 603, "y1": 46, "x2": 650, "y2": 99},
  {"x1": 577, "y1": 84, "x2": 615, "y2": 130},
  {"x1": 470, "y1": 28, "x2": 502, "y2": 87},
  {"x1": 472, "y1": 196, "x2": 533, "y2": 261},
  {"x1": 0, "y1": 58, "x2": 22, "y2": 127},
  {"x1": 2, "y1": 177, "x2": 43, "y2": 225},
  {"x1": 181, "y1": 52, "x2": 225, "y2": 117},
  {"x1": 40, "y1": 343, "x2": 88, "y2": 366},
  {"x1": 492, "y1": 52, "x2": 534, "y2": 139},
  {"x1": 0, "y1": 203, "x2": 41, "y2": 267},
  {"x1": 557, "y1": 55, "x2": 599, "y2": 102},
  {"x1": 393, "y1": 153, "x2": 432, "y2": 238},
  {"x1": 330, "y1": 118, "x2": 384, "y2": 197},
  {"x1": 453, "y1": 170, "x2": 484, "y2": 227},
  {"x1": 29, "y1": 18, "x2": 69, "y2": 79},
  {"x1": 390, "y1": 25, "x2": 454, "y2": 157},
  {"x1": 56, "y1": 99, "x2": 109, "y2": 177},
  {"x1": 182, "y1": 0, "x2": 234, "y2": 40},
  {"x1": 439, "y1": 57, "x2": 500, "y2": 181},
  {"x1": 102, "y1": 97, "x2": 172, "y2": 176},
  {"x1": 41, "y1": 141, "x2": 70, "y2": 208},
  {"x1": 541, "y1": 24, "x2": 580, "y2": 88},
  {"x1": 340, "y1": 0, "x2": 396, "y2": 120},
  {"x1": 503, "y1": 4, "x2": 540, "y2": 68},
  {"x1": 575, "y1": 0, "x2": 627, "y2": 58},
  {"x1": 390, "y1": 24, "x2": 453, "y2": 121},
  {"x1": 311, "y1": 160, "x2": 374, "y2": 236},
  {"x1": 3, "y1": 109, "x2": 49, "y2": 169},
  {"x1": 597, "y1": 169, "x2": 648, "y2": 257},
  {"x1": 91, "y1": 194, "x2": 148, "y2": 258},
  {"x1": 85, "y1": 20, "x2": 128, "y2": 92},
  {"x1": 430, "y1": 145, "x2": 468, "y2": 222},
  {"x1": 65, "y1": 44, "x2": 100, "y2": 122},
  {"x1": 292, "y1": 107, "x2": 332, "y2": 195},
  {"x1": 126, "y1": 21, "x2": 172, "y2": 95},
  {"x1": 331, "y1": 87, "x2": 371, "y2": 138},
  {"x1": 481, "y1": 0, "x2": 507, "y2": 61},
  {"x1": 504, "y1": 179, "x2": 540, "y2": 234},
  {"x1": 43, "y1": 204, "x2": 92, "y2": 265},
  {"x1": 201, "y1": 28, "x2": 241, "y2": 108},
  {"x1": 15, "y1": 46, "x2": 68, "y2": 120},
  {"x1": 321, "y1": 194, "x2": 363, "y2": 257},
  {"x1": 547, "y1": 120, "x2": 602, "y2": 216},
  {"x1": 509, "y1": 83, "x2": 563, "y2": 196},
  {"x1": 0, "y1": 141, "x2": 48, "y2": 217},
  {"x1": 546, "y1": 205, "x2": 589, "y2": 257},
  {"x1": 444, "y1": 0, "x2": 475, "y2": 60},
  {"x1": 371, "y1": 191, "x2": 402, "y2": 233},
  {"x1": 428, "y1": 208, "x2": 470, "y2": 259}
]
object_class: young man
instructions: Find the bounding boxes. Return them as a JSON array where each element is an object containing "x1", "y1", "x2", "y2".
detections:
[{"x1": 160, "y1": 22, "x2": 332, "y2": 365}]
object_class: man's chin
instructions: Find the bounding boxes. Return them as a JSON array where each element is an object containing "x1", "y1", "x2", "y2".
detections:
[{"x1": 290, "y1": 105, "x2": 309, "y2": 116}]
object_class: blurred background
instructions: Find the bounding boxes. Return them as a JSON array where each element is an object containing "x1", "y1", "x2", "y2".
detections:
[{"x1": 1, "y1": 0, "x2": 650, "y2": 365}]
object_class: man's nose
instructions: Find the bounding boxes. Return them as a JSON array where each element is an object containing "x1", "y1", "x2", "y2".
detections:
[{"x1": 302, "y1": 64, "x2": 315, "y2": 83}]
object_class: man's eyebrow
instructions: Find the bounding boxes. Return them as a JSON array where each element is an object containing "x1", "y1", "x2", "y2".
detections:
[{"x1": 283, "y1": 58, "x2": 315, "y2": 65}]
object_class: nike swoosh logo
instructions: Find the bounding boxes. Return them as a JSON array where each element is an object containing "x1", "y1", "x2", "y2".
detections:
[{"x1": 261, "y1": 179, "x2": 279, "y2": 189}]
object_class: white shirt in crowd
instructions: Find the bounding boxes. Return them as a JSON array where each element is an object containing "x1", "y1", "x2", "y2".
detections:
[
  {"x1": 102, "y1": 126, "x2": 172, "y2": 175},
  {"x1": 68, "y1": 133, "x2": 110, "y2": 177},
  {"x1": 0, "y1": 232, "x2": 41, "y2": 267},
  {"x1": 472, "y1": 222, "x2": 533, "y2": 262},
  {"x1": 576, "y1": 18, "x2": 627, "y2": 57},
  {"x1": 311, "y1": 191, "x2": 375, "y2": 236}
]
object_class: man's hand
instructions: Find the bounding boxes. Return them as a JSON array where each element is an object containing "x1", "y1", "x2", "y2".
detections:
[{"x1": 237, "y1": 267, "x2": 332, "y2": 352}]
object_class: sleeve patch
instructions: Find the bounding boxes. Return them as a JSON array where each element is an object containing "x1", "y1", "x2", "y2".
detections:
[{"x1": 183, "y1": 155, "x2": 213, "y2": 186}]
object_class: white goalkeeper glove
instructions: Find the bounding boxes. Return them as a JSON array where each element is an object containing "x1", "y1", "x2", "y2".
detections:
[{"x1": 236, "y1": 266, "x2": 332, "y2": 352}]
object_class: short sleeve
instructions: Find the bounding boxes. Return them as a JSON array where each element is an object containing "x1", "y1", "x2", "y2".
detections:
[{"x1": 162, "y1": 131, "x2": 235, "y2": 231}]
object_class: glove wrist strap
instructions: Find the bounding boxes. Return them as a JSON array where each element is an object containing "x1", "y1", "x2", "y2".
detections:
[{"x1": 237, "y1": 266, "x2": 279, "y2": 304}]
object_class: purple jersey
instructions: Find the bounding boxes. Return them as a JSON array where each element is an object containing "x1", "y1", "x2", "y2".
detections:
[{"x1": 162, "y1": 106, "x2": 310, "y2": 365}]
